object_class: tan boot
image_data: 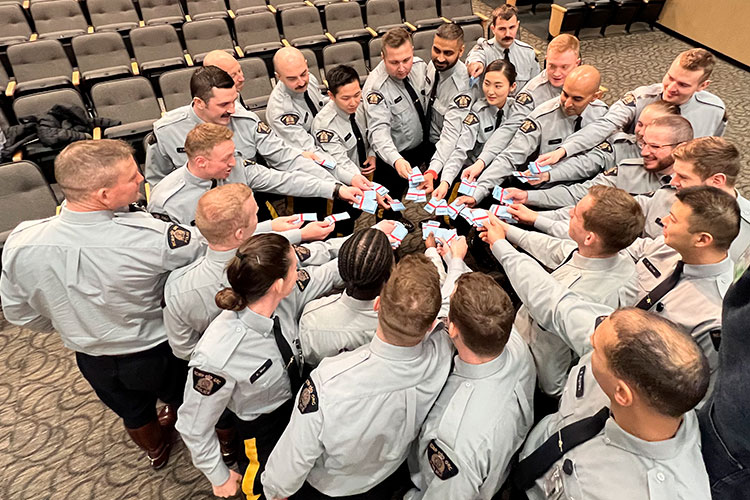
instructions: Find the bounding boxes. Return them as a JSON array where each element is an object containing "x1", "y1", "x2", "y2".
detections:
[
  {"x1": 126, "y1": 420, "x2": 172, "y2": 470},
  {"x1": 214, "y1": 426, "x2": 238, "y2": 466}
]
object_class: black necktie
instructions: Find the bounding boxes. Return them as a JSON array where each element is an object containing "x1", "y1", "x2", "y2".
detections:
[
  {"x1": 494, "y1": 108, "x2": 505, "y2": 130},
  {"x1": 503, "y1": 48, "x2": 510, "y2": 62},
  {"x1": 303, "y1": 91, "x2": 319, "y2": 118},
  {"x1": 424, "y1": 71, "x2": 441, "y2": 142},
  {"x1": 574, "y1": 116, "x2": 583, "y2": 132},
  {"x1": 512, "y1": 407, "x2": 610, "y2": 492},
  {"x1": 210, "y1": 179, "x2": 218, "y2": 189},
  {"x1": 272, "y1": 316, "x2": 303, "y2": 394},
  {"x1": 349, "y1": 113, "x2": 367, "y2": 166},
  {"x1": 403, "y1": 76, "x2": 427, "y2": 140},
  {"x1": 635, "y1": 261, "x2": 684, "y2": 310}
]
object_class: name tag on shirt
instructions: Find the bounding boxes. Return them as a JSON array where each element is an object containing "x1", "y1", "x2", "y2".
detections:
[
  {"x1": 484, "y1": 125, "x2": 494, "y2": 132},
  {"x1": 642, "y1": 257, "x2": 662, "y2": 278},
  {"x1": 344, "y1": 132, "x2": 352, "y2": 141},
  {"x1": 394, "y1": 96, "x2": 403, "y2": 104},
  {"x1": 250, "y1": 359, "x2": 273, "y2": 383},
  {"x1": 548, "y1": 138, "x2": 562, "y2": 145}
]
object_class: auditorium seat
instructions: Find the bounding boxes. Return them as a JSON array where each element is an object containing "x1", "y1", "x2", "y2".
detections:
[
  {"x1": 91, "y1": 77, "x2": 161, "y2": 138},
  {"x1": 582, "y1": 0, "x2": 615, "y2": 35},
  {"x1": 72, "y1": 33, "x2": 135, "y2": 84},
  {"x1": 0, "y1": 4, "x2": 32, "y2": 48},
  {"x1": 7, "y1": 40, "x2": 76, "y2": 96},
  {"x1": 323, "y1": 42, "x2": 368, "y2": 85},
  {"x1": 606, "y1": 0, "x2": 641, "y2": 34},
  {"x1": 131, "y1": 25, "x2": 188, "y2": 73},
  {"x1": 413, "y1": 29, "x2": 437, "y2": 62},
  {"x1": 301, "y1": 48, "x2": 322, "y2": 83},
  {"x1": 238, "y1": 58, "x2": 273, "y2": 110},
  {"x1": 462, "y1": 23, "x2": 483, "y2": 58},
  {"x1": 186, "y1": 0, "x2": 229, "y2": 21},
  {"x1": 30, "y1": 0, "x2": 89, "y2": 40},
  {"x1": 158, "y1": 67, "x2": 196, "y2": 111},
  {"x1": 548, "y1": 2, "x2": 587, "y2": 39},
  {"x1": 633, "y1": 0, "x2": 666, "y2": 29},
  {"x1": 139, "y1": 0, "x2": 185, "y2": 26},
  {"x1": 271, "y1": 0, "x2": 307, "y2": 12},
  {"x1": 439, "y1": 0, "x2": 486, "y2": 24},
  {"x1": 324, "y1": 2, "x2": 373, "y2": 42},
  {"x1": 365, "y1": 0, "x2": 410, "y2": 34},
  {"x1": 234, "y1": 11, "x2": 284, "y2": 57},
  {"x1": 12, "y1": 88, "x2": 87, "y2": 123},
  {"x1": 183, "y1": 19, "x2": 240, "y2": 63},
  {"x1": 403, "y1": 0, "x2": 446, "y2": 30},
  {"x1": 228, "y1": 0, "x2": 270, "y2": 16},
  {"x1": 280, "y1": 6, "x2": 332, "y2": 48},
  {"x1": 368, "y1": 37, "x2": 382, "y2": 68},
  {"x1": 87, "y1": 0, "x2": 140, "y2": 32}
]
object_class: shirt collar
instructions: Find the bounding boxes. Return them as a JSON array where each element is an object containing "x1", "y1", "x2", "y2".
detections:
[
  {"x1": 683, "y1": 256, "x2": 733, "y2": 278},
  {"x1": 453, "y1": 349, "x2": 508, "y2": 379},
  {"x1": 340, "y1": 292, "x2": 377, "y2": 312},
  {"x1": 571, "y1": 252, "x2": 625, "y2": 271},
  {"x1": 604, "y1": 412, "x2": 694, "y2": 460},
  {"x1": 237, "y1": 307, "x2": 275, "y2": 337},
  {"x1": 183, "y1": 165, "x2": 213, "y2": 188},
  {"x1": 369, "y1": 333, "x2": 425, "y2": 360},
  {"x1": 206, "y1": 247, "x2": 237, "y2": 264},
  {"x1": 334, "y1": 102, "x2": 353, "y2": 120},
  {"x1": 59, "y1": 206, "x2": 114, "y2": 223}
]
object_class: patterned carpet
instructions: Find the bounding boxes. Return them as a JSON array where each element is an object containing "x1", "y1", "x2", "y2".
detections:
[{"x1": 2, "y1": 6, "x2": 750, "y2": 499}]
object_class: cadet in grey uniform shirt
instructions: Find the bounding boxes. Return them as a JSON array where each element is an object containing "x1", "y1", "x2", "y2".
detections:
[
  {"x1": 262, "y1": 254, "x2": 455, "y2": 499},
  {"x1": 1, "y1": 140, "x2": 204, "y2": 470},
  {"x1": 406, "y1": 272, "x2": 535, "y2": 500},
  {"x1": 465, "y1": 4, "x2": 539, "y2": 93},
  {"x1": 539, "y1": 48, "x2": 726, "y2": 167},
  {"x1": 477, "y1": 216, "x2": 712, "y2": 500},
  {"x1": 176, "y1": 233, "x2": 344, "y2": 499},
  {"x1": 146, "y1": 66, "x2": 329, "y2": 186}
]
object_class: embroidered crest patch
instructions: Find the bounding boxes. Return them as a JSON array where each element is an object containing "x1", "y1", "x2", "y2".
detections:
[
  {"x1": 427, "y1": 440, "x2": 459, "y2": 480},
  {"x1": 167, "y1": 224, "x2": 191, "y2": 249},
  {"x1": 298, "y1": 377, "x2": 319, "y2": 414},
  {"x1": 367, "y1": 92, "x2": 384, "y2": 105},
  {"x1": 192, "y1": 368, "x2": 226, "y2": 396}
]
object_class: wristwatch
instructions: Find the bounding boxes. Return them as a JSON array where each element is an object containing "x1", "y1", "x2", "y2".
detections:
[{"x1": 333, "y1": 183, "x2": 344, "y2": 199}]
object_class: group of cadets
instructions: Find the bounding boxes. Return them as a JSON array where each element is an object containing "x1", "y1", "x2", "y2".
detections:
[{"x1": 1, "y1": 3, "x2": 748, "y2": 499}]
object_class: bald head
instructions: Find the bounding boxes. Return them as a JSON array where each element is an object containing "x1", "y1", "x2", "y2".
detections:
[
  {"x1": 203, "y1": 50, "x2": 244, "y2": 92},
  {"x1": 273, "y1": 47, "x2": 310, "y2": 93},
  {"x1": 560, "y1": 64, "x2": 602, "y2": 116}
]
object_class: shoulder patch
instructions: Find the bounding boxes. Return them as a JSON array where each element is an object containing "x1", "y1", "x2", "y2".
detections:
[
  {"x1": 298, "y1": 377, "x2": 319, "y2": 414},
  {"x1": 279, "y1": 113, "x2": 299, "y2": 126},
  {"x1": 621, "y1": 93, "x2": 636, "y2": 107},
  {"x1": 463, "y1": 112, "x2": 479, "y2": 125},
  {"x1": 294, "y1": 244, "x2": 311, "y2": 262},
  {"x1": 367, "y1": 91, "x2": 384, "y2": 105},
  {"x1": 316, "y1": 129, "x2": 334, "y2": 144},
  {"x1": 296, "y1": 269, "x2": 311, "y2": 291},
  {"x1": 596, "y1": 141, "x2": 613, "y2": 154},
  {"x1": 515, "y1": 92, "x2": 533, "y2": 106},
  {"x1": 603, "y1": 166, "x2": 618, "y2": 177},
  {"x1": 520, "y1": 119, "x2": 538, "y2": 134},
  {"x1": 167, "y1": 224, "x2": 191, "y2": 249},
  {"x1": 453, "y1": 94, "x2": 471, "y2": 109},
  {"x1": 427, "y1": 440, "x2": 459, "y2": 480},
  {"x1": 192, "y1": 368, "x2": 226, "y2": 396},
  {"x1": 256, "y1": 121, "x2": 271, "y2": 134}
]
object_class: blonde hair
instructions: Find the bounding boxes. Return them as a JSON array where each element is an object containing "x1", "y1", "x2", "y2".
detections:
[
  {"x1": 54, "y1": 139, "x2": 134, "y2": 203},
  {"x1": 184, "y1": 123, "x2": 234, "y2": 160},
  {"x1": 547, "y1": 34, "x2": 579, "y2": 57},
  {"x1": 195, "y1": 183, "x2": 255, "y2": 245}
]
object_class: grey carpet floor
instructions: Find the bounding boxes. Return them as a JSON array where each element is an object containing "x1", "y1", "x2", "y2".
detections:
[{"x1": 2, "y1": 8, "x2": 750, "y2": 499}]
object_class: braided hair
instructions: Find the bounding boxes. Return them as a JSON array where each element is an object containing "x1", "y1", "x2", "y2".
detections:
[{"x1": 338, "y1": 229, "x2": 394, "y2": 301}]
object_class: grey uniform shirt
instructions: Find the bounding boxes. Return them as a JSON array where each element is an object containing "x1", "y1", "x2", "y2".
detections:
[
  {"x1": 312, "y1": 101, "x2": 373, "y2": 185},
  {"x1": 266, "y1": 74, "x2": 328, "y2": 153},
  {"x1": 363, "y1": 58, "x2": 428, "y2": 166},
  {"x1": 176, "y1": 260, "x2": 342, "y2": 487},
  {"x1": 0, "y1": 207, "x2": 204, "y2": 355},
  {"x1": 474, "y1": 97, "x2": 609, "y2": 202},
  {"x1": 440, "y1": 96, "x2": 513, "y2": 185},
  {"x1": 560, "y1": 82, "x2": 727, "y2": 158},
  {"x1": 147, "y1": 102, "x2": 327, "y2": 186},
  {"x1": 406, "y1": 333, "x2": 535, "y2": 500},
  {"x1": 547, "y1": 132, "x2": 639, "y2": 183},
  {"x1": 147, "y1": 162, "x2": 336, "y2": 226},
  {"x1": 465, "y1": 37, "x2": 540, "y2": 94},
  {"x1": 505, "y1": 225, "x2": 639, "y2": 396},
  {"x1": 527, "y1": 157, "x2": 672, "y2": 210},
  {"x1": 262, "y1": 330, "x2": 454, "y2": 498},
  {"x1": 477, "y1": 70, "x2": 561, "y2": 167},
  {"x1": 299, "y1": 292, "x2": 377, "y2": 366},
  {"x1": 425, "y1": 60, "x2": 471, "y2": 144}
]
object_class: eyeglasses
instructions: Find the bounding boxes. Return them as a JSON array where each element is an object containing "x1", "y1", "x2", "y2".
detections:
[{"x1": 641, "y1": 141, "x2": 679, "y2": 152}]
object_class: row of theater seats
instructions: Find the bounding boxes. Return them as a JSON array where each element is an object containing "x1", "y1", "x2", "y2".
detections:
[{"x1": 548, "y1": 0, "x2": 666, "y2": 38}]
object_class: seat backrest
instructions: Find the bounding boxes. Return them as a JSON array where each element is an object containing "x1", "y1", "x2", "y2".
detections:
[
  {"x1": 281, "y1": 6, "x2": 324, "y2": 39},
  {"x1": 238, "y1": 57, "x2": 273, "y2": 102},
  {"x1": 13, "y1": 88, "x2": 86, "y2": 121},
  {"x1": 158, "y1": 67, "x2": 197, "y2": 111},
  {"x1": 324, "y1": 2, "x2": 364, "y2": 36},
  {"x1": 183, "y1": 19, "x2": 234, "y2": 58},
  {"x1": 72, "y1": 32, "x2": 131, "y2": 75},
  {"x1": 130, "y1": 25, "x2": 184, "y2": 63},
  {"x1": 234, "y1": 11, "x2": 280, "y2": 46},
  {"x1": 139, "y1": 0, "x2": 185, "y2": 25},
  {"x1": 87, "y1": 0, "x2": 140, "y2": 31},
  {"x1": 0, "y1": 4, "x2": 31, "y2": 40},
  {"x1": 8, "y1": 40, "x2": 72, "y2": 84},
  {"x1": 91, "y1": 76, "x2": 160, "y2": 123},
  {"x1": 462, "y1": 23, "x2": 483, "y2": 56},
  {"x1": 403, "y1": 0, "x2": 438, "y2": 23},
  {"x1": 229, "y1": 0, "x2": 269, "y2": 15},
  {"x1": 368, "y1": 36, "x2": 382, "y2": 67},
  {"x1": 323, "y1": 41, "x2": 367, "y2": 80},
  {"x1": 186, "y1": 0, "x2": 228, "y2": 20},
  {"x1": 0, "y1": 63, "x2": 10, "y2": 89},
  {"x1": 301, "y1": 48, "x2": 320, "y2": 81},
  {"x1": 412, "y1": 29, "x2": 435, "y2": 62},
  {"x1": 365, "y1": 0, "x2": 403, "y2": 29},
  {"x1": 30, "y1": 0, "x2": 87, "y2": 36},
  {"x1": 0, "y1": 161, "x2": 59, "y2": 243},
  {"x1": 440, "y1": 0, "x2": 472, "y2": 18}
]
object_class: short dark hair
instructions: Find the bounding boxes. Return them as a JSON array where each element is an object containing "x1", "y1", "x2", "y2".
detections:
[
  {"x1": 449, "y1": 273, "x2": 514, "y2": 357},
  {"x1": 215, "y1": 233, "x2": 292, "y2": 310},
  {"x1": 190, "y1": 66, "x2": 235, "y2": 103},
  {"x1": 327, "y1": 64, "x2": 361, "y2": 96},
  {"x1": 679, "y1": 48, "x2": 715, "y2": 83},
  {"x1": 435, "y1": 22, "x2": 464, "y2": 43},
  {"x1": 338, "y1": 229, "x2": 394, "y2": 300},
  {"x1": 650, "y1": 115, "x2": 694, "y2": 145},
  {"x1": 583, "y1": 185, "x2": 645, "y2": 253},
  {"x1": 491, "y1": 4, "x2": 518, "y2": 25},
  {"x1": 672, "y1": 137, "x2": 740, "y2": 187},
  {"x1": 675, "y1": 186, "x2": 740, "y2": 251},
  {"x1": 484, "y1": 59, "x2": 517, "y2": 86},
  {"x1": 606, "y1": 309, "x2": 709, "y2": 417},
  {"x1": 381, "y1": 27, "x2": 412, "y2": 55}
]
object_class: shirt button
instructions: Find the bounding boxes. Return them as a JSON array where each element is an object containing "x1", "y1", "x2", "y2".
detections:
[
  {"x1": 604, "y1": 437, "x2": 610, "y2": 444},
  {"x1": 656, "y1": 472, "x2": 665, "y2": 482},
  {"x1": 235, "y1": 327, "x2": 242, "y2": 333},
  {"x1": 464, "y1": 382, "x2": 471, "y2": 388},
  {"x1": 360, "y1": 352, "x2": 367, "y2": 358}
]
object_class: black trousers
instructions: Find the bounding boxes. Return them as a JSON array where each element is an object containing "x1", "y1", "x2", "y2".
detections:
[
  {"x1": 373, "y1": 142, "x2": 434, "y2": 220},
  {"x1": 236, "y1": 399, "x2": 294, "y2": 500},
  {"x1": 75, "y1": 341, "x2": 188, "y2": 429},
  {"x1": 292, "y1": 462, "x2": 411, "y2": 500}
]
